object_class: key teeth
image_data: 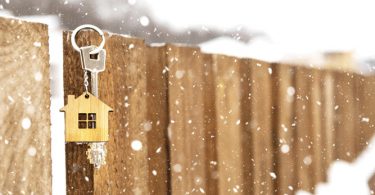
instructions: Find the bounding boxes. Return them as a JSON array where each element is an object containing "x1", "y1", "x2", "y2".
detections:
[{"x1": 86, "y1": 142, "x2": 107, "y2": 168}]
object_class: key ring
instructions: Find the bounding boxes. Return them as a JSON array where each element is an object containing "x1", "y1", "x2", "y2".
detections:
[{"x1": 71, "y1": 24, "x2": 105, "y2": 54}]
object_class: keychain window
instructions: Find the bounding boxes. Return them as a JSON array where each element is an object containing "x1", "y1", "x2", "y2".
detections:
[{"x1": 78, "y1": 113, "x2": 96, "y2": 129}]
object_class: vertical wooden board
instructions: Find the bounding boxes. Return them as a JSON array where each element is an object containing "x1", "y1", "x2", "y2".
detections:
[
  {"x1": 272, "y1": 64, "x2": 296, "y2": 195},
  {"x1": 294, "y1": 67, "x2": 314, "y2": 192},
  {"x1": 320, "y1": 71, "x2": 335, "y2": 180},
  {"x1": 144, "y1": 45, "x2": 169, "y2": 194},
  {"x1": 213, "y1": 55, "x2": 250, "y2": 194},
  {"x1": 238, "y1": 59, "x2": 253, "y2": 195},
  {"x1": 202, "y1": 53, "x2": 218, "y2": 195},
  {"x1": 92, "y1": 34, "x2": 154, "y2": 194},
  {"x1": 249, "y1": 59, "x2": 274, "y2": 195},
  {"x1": 0, "y1": 18, "x2": 51, "y2": 194},
  {"x1": 333, "y1": 72, "x2": 356, "y2": 162},
  {"x1": 167, "y1": 45, "x2": 214, "y2": 194},
  {"x1": 355, "y1": 75, "x2": 375, "y2": 154},
  {"x1": 310, "y1": 69, "x2": 325, "y2": 185}
]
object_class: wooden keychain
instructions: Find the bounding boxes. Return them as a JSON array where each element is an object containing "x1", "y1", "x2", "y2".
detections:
[{"x1": 60, "y1": 24, "x2": 113, "y2": 168}]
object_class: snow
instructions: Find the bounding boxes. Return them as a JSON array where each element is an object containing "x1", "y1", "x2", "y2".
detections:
[
  {"x1": 172, "y1": 164, "x2": 182, "y2": 173},
  {"x1": 175, "y1": 70, "x2": 185, "y2": 79},
  {"x1": 21, "y1": 117, "x2": 31, "y2": 130},
  {"x1": 295, "y1": 136, "x2": 375, "y2": 195},
  {"x1": 280, "y1": 144, "x2": 290, "y2": 154},
  {"x1": 27, "y1": 147, "x2": 37, "y2": 157},
  {"x1": 139, "y1": 16, "x2": 150, "y2": 27},
  {"x1": 143, "y1": 0, "x2": 375, "y2": 64},
  {"x1": 143, "y1": 121, "x2": 152, "y2": 132},
  {"x1": 287, "y1": 86, "x2": 295, "y2": 96},
  {"x1": 1, "y1": 1, "x2": 375, "y2": 194},
  {"x1": 34, "y1": 71, "x2": 43, "y2": 81},
  {"x1": 131, "y1": 140, "x2": 143, "y2": 151}
]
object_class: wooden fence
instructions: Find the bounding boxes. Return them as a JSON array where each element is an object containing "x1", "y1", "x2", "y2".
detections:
[
  {"x1": 63, "y1": 30, "x2": 375, "y2": 195},
  {"x1": 1, "y1": 16, "x2": 375, "y2": 194}
]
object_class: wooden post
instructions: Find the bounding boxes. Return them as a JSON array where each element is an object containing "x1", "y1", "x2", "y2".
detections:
[
  {"x1": 63, "y1": 31, "x2": 169, "y2": 194},
  {"x1": 0, "y1": 17, "x2": 51, "y2": 193}
]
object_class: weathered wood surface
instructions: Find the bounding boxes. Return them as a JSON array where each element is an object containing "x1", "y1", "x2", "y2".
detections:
[
  {"x1": 168, "y1": 45, "x2": 217, "y2": 194},
  {"x1": 248, "y1": 59, "x2": 274, "y2": 195},
  {"x1": 63, "y1": 31, "x2": 169, "y2": 194},
  {"x1": 62, "y1": 30, "x2": 375, "y2": 195},
  {"x1": 214, "y1": 55, "x2": 250, "y2": 194},
  {"x1": 272, "y1": 64, "x2": 296, "y2": 195},
  {"x1": 334, "y1": 72, "x2": 356, "y2": 162},
  {"x1": 294, "y1": 67, "x2": 315, "y2": 192},
  {"x1": 0, "y1": 17, "x2": 51, "y2": 194},
  {"x1": 321, "y1": 71, "x2": 335, "y2": 180}
]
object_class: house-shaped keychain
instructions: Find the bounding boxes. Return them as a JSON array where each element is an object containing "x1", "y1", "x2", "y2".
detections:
[{"x1": 60, "y1": 92, "x2": 113, "y2": 142}]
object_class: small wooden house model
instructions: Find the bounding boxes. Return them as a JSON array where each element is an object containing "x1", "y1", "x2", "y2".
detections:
[{"x1": 60, "y1": 93, "x2": 113, "y2": 142}]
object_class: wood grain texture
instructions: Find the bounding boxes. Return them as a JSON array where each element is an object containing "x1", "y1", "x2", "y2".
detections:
[
  {"x1": 61, "y1": 29, "x2": 375, "y2": 195},
  {"x1": 248, "y1": 59, "x2": 274, "y2": 195},
  {"x1": 167, "y1": 45, "x2": 217, "y2": 194},
  {"x1": 310, "y1": 69, "x2": 325, "y2": 185},
  {"x1": 272, "y1": 64, "x2": 296, "y2": 195},
  {"x1": 64, "y1": 31, "x2": 169, "y2": 194},
  {"x1": 356, "y1": 75, "x2": 375, "y2": 155},
  {"x1": 321, "y1": 71, "x2": 335, "y2": 180},
  {"x1": 0, "y1": 17, "x2": 51, "y2": 194},
  {"x1": 61, "y1": 93, "x2": 113, "y2": 142},
  {"x1": 213, "y1": 55, "x2": 251, "y2": 195},
  {"x1": 333, "y1": 72, "x2": 356, "y2": 162},
  {"x1": 144, "y1": 45, "x2": 170, "y2": 194},
  {"x1": 294, "y1": 67, "x2": 314, "y2": 192}
]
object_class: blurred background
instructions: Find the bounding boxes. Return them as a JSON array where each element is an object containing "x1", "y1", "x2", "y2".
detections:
[
  {"x1": 2, "y1": 0, "x2": 375, "y2": 72},
  {"x1": 1, "y1": 0, "x2": 375, "y2": 194}
]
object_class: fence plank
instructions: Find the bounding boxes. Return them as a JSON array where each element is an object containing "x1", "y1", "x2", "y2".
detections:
[
  {"x1": 144, "y1": 45, "x2": 170, "y2": 194},
  {"x1": 214, "y1": 55, "x2": 251, "y2": 194},
  {"x1": 64, "y1": 32, "x2": 169, "y2": 194},
  {"x1": 249, "y1": 59, "x2": 274, "y2": 195},
  {"x1": 167, "y1": 45, "x2": 216, "y2": 194},
  {"x1": 295, "y1": 67, "x2": 314, "y2": 192},
  {"x1": 0, "y1": 17, "x2": 51, "y2": 194},
  {"x1": 272, "y1": 64, "x2": 296, "y2": 195},
  {"x1": 333, "y1": 72, "x2": 356, "y2": 161},
  {"x1": 202, "y1": 53, "x2": 219, "y2": 195},
  {"x1": 321, "y1": 71, "x2": 335, "y2": 180},
  {"x1": 310, "y1": 69, "x2": 325, "y2": 185}
]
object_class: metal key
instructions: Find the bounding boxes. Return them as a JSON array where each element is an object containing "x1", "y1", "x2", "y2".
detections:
[
  {"x1": 80, "y1": 45, "x2": 107, "y2": 168},
  {"x1": 80, "y1": 45, "x2": 106, "y2": 97}
]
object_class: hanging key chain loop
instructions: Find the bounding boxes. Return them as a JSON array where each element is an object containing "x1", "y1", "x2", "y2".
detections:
[{"x1": 71, "y1": 24, "x2": 105, "y2": 55}]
